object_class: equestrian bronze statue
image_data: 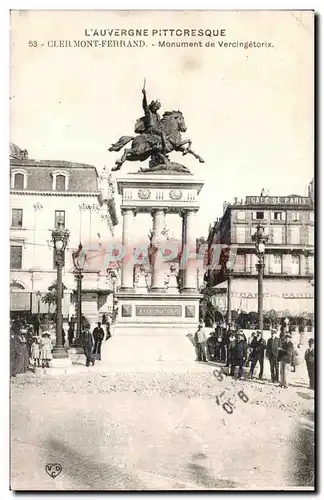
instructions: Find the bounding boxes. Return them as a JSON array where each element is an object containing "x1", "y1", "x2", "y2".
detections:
[{"x1": 109, "y1": 84, "x2": 204, "y2": 172}]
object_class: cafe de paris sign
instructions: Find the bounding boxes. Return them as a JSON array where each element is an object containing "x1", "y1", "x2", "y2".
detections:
[{"x1": 245, "y1": 196, "x2": 312, "y2": 206}]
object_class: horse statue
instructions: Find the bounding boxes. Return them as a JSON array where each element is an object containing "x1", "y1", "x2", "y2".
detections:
[{"x1": 109, "y1": 109, "x2": 204, "y2": 172}]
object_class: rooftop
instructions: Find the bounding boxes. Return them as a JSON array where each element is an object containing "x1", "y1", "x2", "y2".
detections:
[{"x1": 10, "y1": 147, "x2": 100, "y2": 193}]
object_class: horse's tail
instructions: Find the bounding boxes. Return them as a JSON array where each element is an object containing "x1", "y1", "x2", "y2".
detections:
[{"x1": 109, "y1": 136, "x2": 133, "y2": 152}]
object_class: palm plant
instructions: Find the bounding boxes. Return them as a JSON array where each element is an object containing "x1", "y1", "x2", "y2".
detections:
[{"x1": 41, "y1": 281, "x2": 67, "y2": 321}]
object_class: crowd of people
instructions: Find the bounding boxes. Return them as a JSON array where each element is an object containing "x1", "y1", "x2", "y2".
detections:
[
  {"x1": 10, "y1": 318, "x2": 54, "y2": 376},
  {"x1": 10, "y1": 314, "x2": 111, "y2": 376},
  {"x1": 194, "y1": 321, "x2": 315, "y2": 390},
  {"x1": 10, "y1": 314, "x2": 314, "y2": 388}
]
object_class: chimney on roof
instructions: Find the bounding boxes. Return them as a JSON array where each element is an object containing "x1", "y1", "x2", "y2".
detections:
[{"x1": 223, "y1": 201, "x2": 229, "y2": 213}]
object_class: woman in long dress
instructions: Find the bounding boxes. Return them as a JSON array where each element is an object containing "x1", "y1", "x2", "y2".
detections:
[{"x1": 12, "y1": 331, "x2": 28, "y2": 376}]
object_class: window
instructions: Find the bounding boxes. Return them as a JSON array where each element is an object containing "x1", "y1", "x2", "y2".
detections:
[
  {"x1": 236, "y1": 226, "x2": 246, "y2": 243},
  {"x1": 270, "y1": 254, "x2": 281, "y2": 274},
  {"x1": 272, "y1": 227, "x2": 283, "y2": 244},
  {"x1": 236, "y1": 211, "x2": 246, "y2": 221},
  {"x1": 55, "y1": 210, "x2": 65, "y2": 228},
  {"x1": 308, "y1": 227, "x2": 314, "y2": 246},
  {"x1": 309, "y1": 212, "x2": 314, "y2": 222},
  {"x1": 251, "y1": 254, "x2": 258, "y2": 274},
  {"x1": 10, "y1": 245, "x2": 22, "y2": 269},
  {"x1": 11, "y1": 169, "x2": 27, "y2": 189},
  {"x1": 234, "y1": 254, "x2": 245, "y2": 272},
  {"x1": 14, "y1": 173, "x2": 24, "y2": 189},
  {"x1": 252, "y1": 211, "x2": 265, "y2": 220},
  {"x1": 271, "y1": 211, "x2": 286, "y2": 221},
  {"x1": 291, "y1": 255, "x2": 300, "y2": 275},
  {"x1": 291, "y1": 211, "x2": 300, "y2": 221},
  {"x1": 52, "y1": 170, "x2": 69, "y2": 191},
  {"x1": 11, "y1": 209, "x2": 23, "y2": 227},
  {"x1": 289, "y1": 226, "x2": 300, "y2": 244},
  {"x1": 307, "y1": 256, "x2": 314, "y2": 275},
  {"x1": 56, "y1": 175, "x2": 66, "y2": 191}
]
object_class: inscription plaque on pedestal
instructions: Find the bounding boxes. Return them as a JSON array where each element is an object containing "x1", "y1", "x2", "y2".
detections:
[{"x1": 136, "y1": 305, "x2": 182, "y2": 317}]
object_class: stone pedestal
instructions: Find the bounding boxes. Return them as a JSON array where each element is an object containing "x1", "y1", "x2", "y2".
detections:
[
  {"x1": 112, "y1": 171, "x2": 204, "y2": 361},
  {"x1": 115, "y1": 291, "x2": 200, "y2": 333}
]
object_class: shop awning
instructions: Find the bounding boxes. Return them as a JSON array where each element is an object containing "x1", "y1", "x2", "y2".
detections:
[{"x1": 10, "y1": 292, "x2": 31, "y2": 311}]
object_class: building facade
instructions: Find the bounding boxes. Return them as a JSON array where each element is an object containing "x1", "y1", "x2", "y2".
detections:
[
  {"x1": 205, "y1": 191, "x2": 314, "y2": 322},
  {"x1": 10, "y1": 143, "x2": 119, "y2": 325}
]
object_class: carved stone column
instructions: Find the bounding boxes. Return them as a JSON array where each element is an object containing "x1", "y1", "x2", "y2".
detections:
[
  {"x1": 151, "y1": 209, "x2": 166, "y2": 291},
  {"x1": 182, "y1": 210, "x2": 197, "y2": 291},
  {"x1": 121, "y1": 208, "x2": 135, "y2": 290}
]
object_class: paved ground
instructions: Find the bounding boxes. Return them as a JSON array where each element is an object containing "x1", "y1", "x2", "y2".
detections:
[{"x1": 10, "y1": 362, "x2": 314, "y2": 491}]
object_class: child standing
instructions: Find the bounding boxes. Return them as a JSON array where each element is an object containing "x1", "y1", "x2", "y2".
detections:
[
  {"x1": 31, "y1": 336, "x2": 40, "y2": 367},
  {"x1": 40, "y1": 332, "x2": 53, "y2": 368}
]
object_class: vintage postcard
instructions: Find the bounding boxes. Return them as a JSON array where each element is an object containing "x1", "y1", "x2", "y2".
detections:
[{"x1": 10, "y1": 10, "x2": 314, "y2": 491}]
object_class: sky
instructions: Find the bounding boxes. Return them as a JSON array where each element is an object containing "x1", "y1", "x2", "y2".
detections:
[{"x1": 10, "y1": 10, "x2": 314, "y2": 241}]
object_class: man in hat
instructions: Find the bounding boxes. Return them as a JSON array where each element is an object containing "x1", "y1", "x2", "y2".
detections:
[
  {"x1": 278, "y1": 332, "x2": 293, "y2": 388},
  {"x1": 248, "y1": 331, "x2": 260, "y2": 379},
  {"x1": 248, "y1": 331, "x2": 266, "y2": 379},
  {"x1": 207, "y1": 324, "x2": 217, "y2": 361},
  {"x1": 81, "y1": 325, "x2": 95, "y2": 367},
  {"x1": 266, "y1": 329, "x2": 280, "y2": 382},
  {"x1": 230, "y1": 331, "x2": 247, "y2": 379},
  {"x1": 194, "y1": 321, "x2": 207, "y2": 362},
  {"x1": 247, "y1": 331, "x2": 257, "y2": 367},
  {"x1": 92, "y1": 321, "x2": 105, "y2": 361},
  {"x1": 304, "y1": 338, "x2": 315, "y2": 390},
  {"x1": 226, "y1": 328, "x2": 236, "y2": 369}
]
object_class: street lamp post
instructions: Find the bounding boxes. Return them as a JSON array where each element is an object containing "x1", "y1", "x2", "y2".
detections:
[
  {"x1": 227, "y1": 273, "x2": 232, "y2": 325},
  {"x1": 36, "y1": 290, "x2": 41, "y2": 327},
  {"x1": 252, "y1": 223, "x2": 269, "y2": 331},
  {"x1": 72, "y1": 243, "x2": 87, "y2": 346},
  {"x1": 51, "y1": 221, "x2": 70, "y2": 359}
]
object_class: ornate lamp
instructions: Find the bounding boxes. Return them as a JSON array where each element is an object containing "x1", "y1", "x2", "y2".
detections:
[
  {"x1": 51, "y1": 221, "x2": 70, "y2": 358},
  {"x1": 251, "y1": 223, "x2": 269, "y2": 331}
]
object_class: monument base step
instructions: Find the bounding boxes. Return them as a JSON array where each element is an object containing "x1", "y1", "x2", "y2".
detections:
[{"x1": 102, "y1": 331, "x2": 196, "y2": 363}]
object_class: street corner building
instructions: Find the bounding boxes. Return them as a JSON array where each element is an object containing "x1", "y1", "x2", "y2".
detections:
[
  {"x1": 204, "y1": 187, "x2": 314, "y2": 329},
  {"x1": 9, "y1": 142, "x2": 119, "y2": 325}
]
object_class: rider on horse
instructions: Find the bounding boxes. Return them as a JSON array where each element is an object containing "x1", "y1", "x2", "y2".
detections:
[
  {"x1": 141, "y1": 88, "x2": 167, "y2": 152},
  {"x1": 109, "y1": 83, "x2": 204, "y2": 171}
]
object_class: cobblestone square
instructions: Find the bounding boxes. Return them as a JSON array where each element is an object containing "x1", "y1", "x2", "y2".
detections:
[{"x1": 11, "y1": 366, "x2": 314, "y2": 490}]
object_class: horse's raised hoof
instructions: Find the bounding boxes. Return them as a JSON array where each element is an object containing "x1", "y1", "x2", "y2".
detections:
[
  {"x1": 199, "y1": 158, "x2": 205, "y2": 163},
  {"x1": 112, "y1": 163, "x2": 122, "y2": 171}
]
